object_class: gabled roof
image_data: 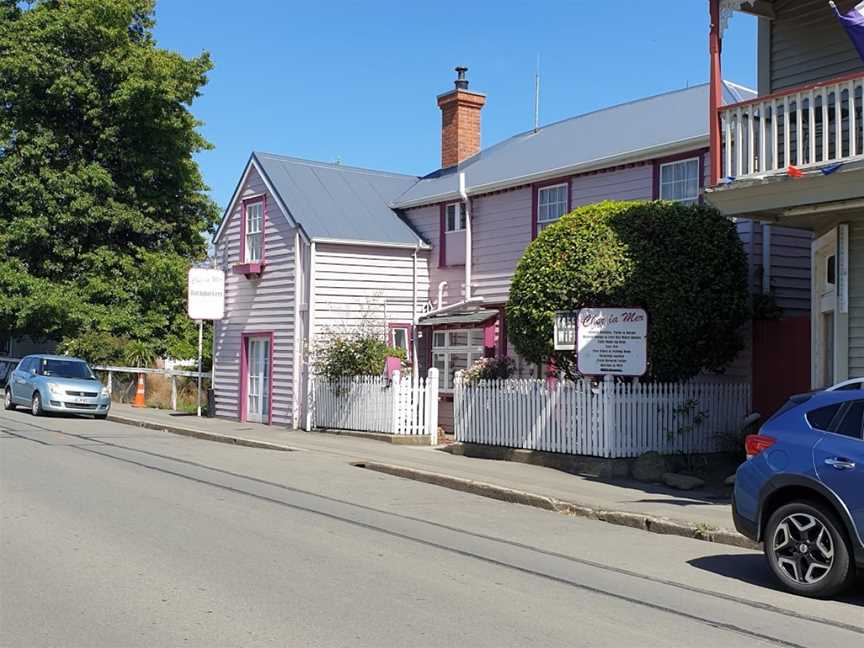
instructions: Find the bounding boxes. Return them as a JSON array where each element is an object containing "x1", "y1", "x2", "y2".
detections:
[
  {"x1": 392, "y1": 81, "x2": 756, "y2": 208},
  {"x1": 252, "y1": 153, "x2": 424, "y2": 245}
]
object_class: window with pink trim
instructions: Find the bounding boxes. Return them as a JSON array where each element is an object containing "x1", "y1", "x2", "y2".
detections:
[
  {"x1": 388, "y1": 323, "x2": 412, "y2": 361},
  {"x1": 243, "y1": 198, "x2": 265, "y2": 262}
]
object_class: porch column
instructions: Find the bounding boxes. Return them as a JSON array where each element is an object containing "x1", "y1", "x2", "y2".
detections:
[{"x1": 709, "y1": 0, "x2": 723, "y2": 186}]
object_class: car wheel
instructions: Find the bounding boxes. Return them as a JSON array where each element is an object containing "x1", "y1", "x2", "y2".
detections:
[
  {"x1": 3, "y1": 388, "x2": 15, "y2": 411},
  {"x1": 764, "y1": 501, "x2": 855, "y2": 598},
  {"x1": 31, "y1": 392, "x2": 43, "y2": 417}
]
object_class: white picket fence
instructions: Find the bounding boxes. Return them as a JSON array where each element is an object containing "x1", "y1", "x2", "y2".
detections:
[
  {"x1": 311, "y1": 369, "x2": 439, "y2": 442},
  {"x1": 454, "y1": 376, "x2": 751, "y2": 458}
]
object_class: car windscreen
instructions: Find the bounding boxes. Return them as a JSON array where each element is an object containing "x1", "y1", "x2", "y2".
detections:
[{"x1": 37, "y1": 359, "x2": 95, "y2": 380}]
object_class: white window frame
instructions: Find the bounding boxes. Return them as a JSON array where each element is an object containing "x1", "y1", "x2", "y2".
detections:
[
  {"x1": 537, "y1": 183, "x2": 569, "y2": 230},
  {"x1": 390, "y1": 326, "x2": 411, "y2": 361},
  {"x1": 659, "y1": 158, "x2": 700, "y2": 204},
  {"x1": 245, "y1": 201, "x2": 264, "y2": 262},
  {"x1": 445, "y1": 202, "x2": 466, "y2": 233},
  {"x1": 432, "y1": 328, "x2": 485, "y2": 390}
]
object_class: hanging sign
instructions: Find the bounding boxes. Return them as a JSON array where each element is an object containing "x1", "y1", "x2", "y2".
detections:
[
  {"x1": 577, "y1": 307, "x2": 647, "y2": 376},
  {"x1": 187, "y1": 267, "x2": 225, "y2": 320},
  {"x1": 553, "y1": 311, "x2": 579, "y2": 351}
]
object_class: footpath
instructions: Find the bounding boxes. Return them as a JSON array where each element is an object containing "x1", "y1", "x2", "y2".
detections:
[{"x1": 108, "y1": 403, "x2": 756, "y2": 550}]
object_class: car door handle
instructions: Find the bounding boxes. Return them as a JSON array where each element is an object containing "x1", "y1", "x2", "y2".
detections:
[{"x1": 824, "y1": 457, "x2": 856, "y2": 471}]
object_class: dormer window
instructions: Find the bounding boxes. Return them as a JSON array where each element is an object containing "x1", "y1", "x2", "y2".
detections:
[{"x1": 245, "y1": 200, "x2": 264, "y2": 262}]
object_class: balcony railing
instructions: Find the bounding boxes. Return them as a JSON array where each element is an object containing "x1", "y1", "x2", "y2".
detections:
[{"x1": 718, "y1": 72, "x2": 864, "y2": 182}]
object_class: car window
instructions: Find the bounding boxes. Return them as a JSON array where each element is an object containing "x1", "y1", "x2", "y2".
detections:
[
  {"x1": 834, "y1": 400, "x2": 864, "y2": 439},
  {"x1": 37, "y1": 359, "x2": 95, "y2": 380},
  {"x1": 806, "y1": 403, "x2": 843, "y2": 431},
  {"x1": 18, "y1": 358, "x2": 32, "y2": 373},
  {"x1": 835, "y1": 382, "x2": 864, "y2": 391}
]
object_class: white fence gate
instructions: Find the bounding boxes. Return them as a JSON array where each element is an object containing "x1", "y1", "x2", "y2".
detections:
[
  {"x1": 454, "y1": 376, "x2": 751, "y2": 458},
  {"x1": 311, "y1": 369, "x2": 439, "y2": 443}
]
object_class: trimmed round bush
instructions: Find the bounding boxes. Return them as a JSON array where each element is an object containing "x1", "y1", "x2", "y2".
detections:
[{"x1": 506, "y1": 200, "x2": 749, "y2": 382}]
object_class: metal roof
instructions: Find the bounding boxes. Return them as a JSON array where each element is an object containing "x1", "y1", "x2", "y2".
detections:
[
  {"x1": 418, "y1": 308, "x2": 499, "y2": 326},
  {"x1": 392, "y1": 81, "x2": 756, "y2": 208},
  {"x1": 252, "y1": 152, "x2": 424, "y2": 245}
]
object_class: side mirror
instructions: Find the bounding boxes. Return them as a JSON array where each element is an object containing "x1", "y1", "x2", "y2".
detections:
[{"x1": 29, "y1": 368, "x2": 36, "y2": 375}]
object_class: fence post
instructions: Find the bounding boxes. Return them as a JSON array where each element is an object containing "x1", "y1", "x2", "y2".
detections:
[
  {"x1": 603, "y1": 374, "x2": 614, "y2": 458},
  {"x1": 390, "y1": 370, "x2": 401, "y2": 435},
  {"x1": 427, "y1": 368, "x2": 439, "y2": 445},
  {"x1": 170, "y1": 374, "x2": 177, "y2": 411}
]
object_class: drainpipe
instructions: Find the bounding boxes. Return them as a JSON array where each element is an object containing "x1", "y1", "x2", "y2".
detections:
[
  {"x1": 762, "y1": 223, "x2": 772, "y2": 294},
  {"x1": 459, "y1": 172, "x2": 471, "y2": 300},
  {"x1": 304, "y1": 240, "x2": 317, "y2": 431},
  {"x1": 437, "y1": 281, "x2": 448, "y2": 309}
]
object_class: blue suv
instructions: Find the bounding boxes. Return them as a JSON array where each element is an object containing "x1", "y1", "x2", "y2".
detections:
[{"x1": 734, "y1": 389, "x2": 863, "y2": 597}]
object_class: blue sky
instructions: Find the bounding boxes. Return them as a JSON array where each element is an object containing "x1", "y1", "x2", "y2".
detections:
[{"x1": 152, "y1": 1, "x2": 757, "y2": 209}]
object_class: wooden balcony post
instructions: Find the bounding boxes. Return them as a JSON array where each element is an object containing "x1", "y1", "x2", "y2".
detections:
[{"x1": 709, "y1": 0, "x2": 723, "y2": 186}]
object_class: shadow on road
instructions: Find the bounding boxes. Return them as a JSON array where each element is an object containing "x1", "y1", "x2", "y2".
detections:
[{"x1": 688, "y1": 553, "x2": 864, "y2": 607}]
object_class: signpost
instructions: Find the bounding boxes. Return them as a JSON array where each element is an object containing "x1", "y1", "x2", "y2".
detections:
[
  {"x1": 187, "y1": 267, "x2": 225, "y2": 416},
  {"x1": 576, "y1": 307, "x2": 647, "y2": 376}
]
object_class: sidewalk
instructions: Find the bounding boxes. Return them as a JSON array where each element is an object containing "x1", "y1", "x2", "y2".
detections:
[{"x1": 108, "y1": 404, "x2": 754, "y2": 549}]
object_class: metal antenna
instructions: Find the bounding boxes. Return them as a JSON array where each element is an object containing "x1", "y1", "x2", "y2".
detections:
[{"x1": 533, "y1": 53, "x2": 541, "y2": 132}]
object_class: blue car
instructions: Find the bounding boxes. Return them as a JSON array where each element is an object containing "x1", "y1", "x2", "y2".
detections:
[
  {"x1": 3, "y1": 355, "x2": 110, "y2": 419},
  {"x1": 734, "y1": 389, "x2": 864, "y2": 597}
]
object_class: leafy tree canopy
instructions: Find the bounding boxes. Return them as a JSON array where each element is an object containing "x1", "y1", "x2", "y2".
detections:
[
  {"x1": 0, "y1": 0, "x2": 218, "y2": 363},
  {"x1": 506, "y1": 201, "x2": 750, "y2": 382}
]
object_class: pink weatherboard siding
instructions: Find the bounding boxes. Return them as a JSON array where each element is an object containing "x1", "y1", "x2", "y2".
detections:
[
  {"x1": 239, "y1": 331, "x2": 275, "y2": 425},
  {"x1": 213, "y1": 165, "x2": 296, "y2": 426}
]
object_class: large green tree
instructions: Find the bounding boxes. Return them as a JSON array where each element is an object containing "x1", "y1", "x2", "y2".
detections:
[
  {"x1": 0, "y1": 0, "x2": 218, "y2": 361},
  {"x1": 506, "y1": 201, "x2": 750, "y2": 382}
]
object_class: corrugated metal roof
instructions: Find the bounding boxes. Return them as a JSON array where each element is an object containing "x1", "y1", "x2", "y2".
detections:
[
  {"x1": 392, "y1": 82, "x2": 756, "y2": 208},
  {"x1": 419, "y1": 308, "x2": 499, "y2": 325},
  {"x1": 253, "y1": 153, "x2": 423, "y2": 245}
]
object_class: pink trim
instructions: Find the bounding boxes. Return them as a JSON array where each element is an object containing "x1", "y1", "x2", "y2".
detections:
[
  {"x1": 387, "y1": 322, "x2": 414, "y2": 360},
  {"x1": 232, "y1": 261, "x2": 264, "y2": 277},
  {"x1": 531, "y1": 176, "x2": 572, "y2": 240},
  {"x1": 496, "y1": 306, "x2": 507, "y2": 358},
  {"x1": 239, "y1": 331, "x2": 275, "y2": 425},
  {"x1": 438, "y1": 204, "x2": 447, "y2": 267},
  {"x1": 651, "y1": 148, "x2": 709, "y2": 201},
  {"x1": 709, "y1": 0, "x2": 723, "y2": 186}
]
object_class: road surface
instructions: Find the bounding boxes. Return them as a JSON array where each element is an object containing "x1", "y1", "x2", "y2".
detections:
[{"x1": 1, "y1": 409, "x2": 862, "y2": 647}]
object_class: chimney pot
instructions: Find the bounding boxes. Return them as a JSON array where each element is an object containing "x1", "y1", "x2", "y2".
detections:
[{"x1": 454, "y1": 66, "x2": 469, "y2": 90}]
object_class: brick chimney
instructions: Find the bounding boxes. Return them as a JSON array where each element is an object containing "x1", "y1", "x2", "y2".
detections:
[{"x1": 437, "y1": 66, "x2": 486, "y2": 168}]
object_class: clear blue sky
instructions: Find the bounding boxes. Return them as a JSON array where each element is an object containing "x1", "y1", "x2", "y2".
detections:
[{"x1": 152, "y1": 1, "x2": 757, "y2": 210}]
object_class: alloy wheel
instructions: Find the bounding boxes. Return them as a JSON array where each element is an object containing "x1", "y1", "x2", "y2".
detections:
[
  {"x1": 772, "y1": 513, "x2": 834, "y2": 585},
  {"x1": 32, "y1": 394, "x2": 40, "y2": 416},
  {"x1": 4, "y1": 390, "x2": 10, "y2": 408}
]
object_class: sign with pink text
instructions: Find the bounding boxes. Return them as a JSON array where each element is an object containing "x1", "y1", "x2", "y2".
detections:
[{"x1": 577, "y1": 308, "x2": 647, "y2": 376}]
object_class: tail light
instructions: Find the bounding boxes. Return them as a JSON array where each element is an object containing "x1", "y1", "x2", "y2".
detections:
[{"x1": 745, "y1": 434, "x2": 776, "y2": 459}]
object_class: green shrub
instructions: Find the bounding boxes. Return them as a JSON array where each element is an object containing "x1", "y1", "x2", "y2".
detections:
[
  {"x1": 506, "y1": 200, "x2": 749, "y2": 382},
  {"x1": 313, "y1": 332, "x2": 405, "y2": 380}
]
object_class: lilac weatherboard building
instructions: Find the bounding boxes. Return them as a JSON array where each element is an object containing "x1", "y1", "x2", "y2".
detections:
[{"x1": 211, "y1": 69, "x2": 812, "y2": 431}]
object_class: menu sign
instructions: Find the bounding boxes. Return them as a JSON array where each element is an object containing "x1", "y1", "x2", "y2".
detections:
[{"x1": 577, "y1": 308, "x2": 647, "y2": 376}]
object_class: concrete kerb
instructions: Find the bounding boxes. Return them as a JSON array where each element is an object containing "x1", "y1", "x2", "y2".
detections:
[
  {"x1": 356, "y1": 461, "x2": 759, "y2": 551},
  {"x1": 107, "y1": 414, "x2": 296, "y2": 452}
]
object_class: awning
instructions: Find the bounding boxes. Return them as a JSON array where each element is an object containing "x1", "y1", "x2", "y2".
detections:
[{"x1": 418, "y1": 308, "x2": 499, "y2": 327}]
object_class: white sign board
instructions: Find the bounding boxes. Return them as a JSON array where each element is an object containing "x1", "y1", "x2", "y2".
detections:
[
  {"x1": 187, "y1": 268, "x2": 225, "y2": 320},
  {"x1": 577, "y1": 307, "x2": 647, "y2": 376},
  {"x1": 553, "y1": 311, "x2": 578, "y2": 351}
]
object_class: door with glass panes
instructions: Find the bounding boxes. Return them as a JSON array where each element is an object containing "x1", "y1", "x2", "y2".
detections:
[
  {"x1": 245, "y1": 335, "x2": 271, "y2": 423},
  {"x1": 432, "y1": 329, "x2": 486, "y2": 390}
]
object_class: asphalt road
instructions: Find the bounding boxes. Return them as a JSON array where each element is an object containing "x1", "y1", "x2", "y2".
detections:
[{"x1": 1, "y1": 410, "x2": 862, "y2": 647}]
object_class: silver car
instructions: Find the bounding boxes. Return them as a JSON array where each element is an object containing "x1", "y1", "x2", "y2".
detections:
[{"x1": 3, "y1": 355, "x2": 110, "y2": 418}]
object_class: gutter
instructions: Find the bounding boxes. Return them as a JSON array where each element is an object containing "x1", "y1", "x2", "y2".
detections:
[
  {"x1": 312, "y1": 236, "x2": 431, "y2": 251},
  {"x1": 391, "y1": 136, "x2": 709, "y2": 209}
]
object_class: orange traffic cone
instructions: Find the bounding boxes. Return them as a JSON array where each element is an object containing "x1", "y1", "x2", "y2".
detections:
[{"x1": 132, "y1": 373, "x2": 146, "y2": 408}]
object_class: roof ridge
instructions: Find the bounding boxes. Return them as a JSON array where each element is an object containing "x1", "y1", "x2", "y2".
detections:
[{"x1": 253, "y1": 151, "x2": 419, "y2": 180}]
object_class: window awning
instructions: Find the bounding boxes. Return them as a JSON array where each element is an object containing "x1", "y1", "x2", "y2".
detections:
[{"x1": 418, "y1": 308, "x2": 499, "y2": 327}]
